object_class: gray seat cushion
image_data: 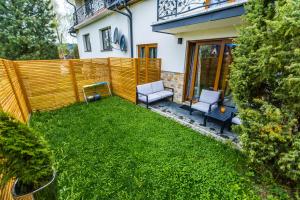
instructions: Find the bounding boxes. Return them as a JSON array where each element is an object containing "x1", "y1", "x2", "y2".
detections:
[
  {"x1": 191, "y1": 102, "x2": 217, "y2": 113},
  {"x1": 138, "y1": 93, "x2": 162, "y2": 103},
  {"x1": 154, "y1": 90, "x2": 173, "y2": 98},
  {"x1": 138, "y1": 90, "x2": 173, "y2": 103}
]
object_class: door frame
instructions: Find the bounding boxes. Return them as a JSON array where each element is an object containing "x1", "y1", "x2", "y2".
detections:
[{"x1": 183, "y1": 38, "x2": 233, "y2": 101}]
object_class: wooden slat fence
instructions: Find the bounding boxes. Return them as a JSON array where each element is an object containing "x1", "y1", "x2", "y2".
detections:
[
  {"x1": 0, "y1": 59, "x2": 30, "y2": 123},
  {"x1": 72, "y1": 58, "x2": 111, "y2": 102},
  {"x1": 110, "y1": 58, "x2": 137, "y2": 103},
  {"x1": 0, "y1": 57, "x2": 161, "y2": 199},
  {"x1": 15, "y1": 60, "x2": 76, "y2": 112},
  {"x1": 0, "y1": 176, "x2": 14, "y2": 200},
  {"x1": 109, "y1": 58, "x2": 161, "y2": 102},
  {"x1": 137, "y1": 58, "x2": 161, "y2": 85},
  {"x1": 1, "y1": 57, "x2": 161, "y2": 118},
  {"x1": 14, "y1": 58, "x2": 112, "y2": 111}
]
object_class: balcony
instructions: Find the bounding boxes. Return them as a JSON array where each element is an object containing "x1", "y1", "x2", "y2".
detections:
[
  {"x1": 157, "y1": 0, "x2": 238, "y2": 21},
  {"x1": 73, "y1": 0, "x2": 107, "y2": 26},
  {"x1": 72, "y1": 0, "x2": 131, "y2": 29},
  {"x1": 153, "y1": 0, "x2": 247, "y2": 34}
]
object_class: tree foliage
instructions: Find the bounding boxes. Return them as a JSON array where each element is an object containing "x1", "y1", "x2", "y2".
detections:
[
  {"x1": 0, "y1": 0, "x2": 59, "y2": 60},
  {"x1": 0, "y1": 112, "x2": 54, "y2": 188},
  {"x1": 230, "y1": 0, "x2": 300, "y2": 182}
]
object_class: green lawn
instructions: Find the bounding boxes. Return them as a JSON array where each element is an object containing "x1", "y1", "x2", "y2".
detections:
[{"x1": 30, "y1": 96, "x2": 259, "y2": 199}]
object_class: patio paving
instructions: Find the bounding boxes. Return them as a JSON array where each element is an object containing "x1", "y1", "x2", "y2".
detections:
[{"x1": 140, "y1": 100, "x2": 239, "y2": 145}]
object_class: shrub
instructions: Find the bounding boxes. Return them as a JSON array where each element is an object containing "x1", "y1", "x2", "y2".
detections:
[
  {"x1": 0, "y1": 112, "x2": 54, "y2": 191},
  {"x1": 230, "y1": 0, "x2": 300, "y2": 182}
]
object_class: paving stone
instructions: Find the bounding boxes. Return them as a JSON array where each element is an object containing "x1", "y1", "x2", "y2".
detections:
[{"x1": 148, "y1": 100, "x2": 240, "y2": 145}]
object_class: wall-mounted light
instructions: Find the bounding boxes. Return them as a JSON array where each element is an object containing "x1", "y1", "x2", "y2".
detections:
[{"x1": 177, "y1": 38, "x2": 183, "y2": 44}]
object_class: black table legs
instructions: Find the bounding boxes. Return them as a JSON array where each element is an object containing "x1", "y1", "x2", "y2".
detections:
[
  {"x1": 220, "y1": 121, "x2": 225, "y2": 134},
  {"x1": 203, "y1": 116, "x2": 228, "y2": 134},
  {"x1": 203, "y1": 115, "x2": 207, "y2": 126}
]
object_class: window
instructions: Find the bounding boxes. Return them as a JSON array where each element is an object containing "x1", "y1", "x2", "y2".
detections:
[
  {"x1": 137, "y1": 44, "x2": 157, "y2": 58},
  {"x1": 139, "y1": 47, "x2": 145, "y2": 58},
  {"x1": 100, "y1": 27, "x2": 112, "y2": 51},
  {"x1": 83, "y1": 34, "x2": 91, "y2": 52}
]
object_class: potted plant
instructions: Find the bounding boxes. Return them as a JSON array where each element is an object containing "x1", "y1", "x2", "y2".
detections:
[{"x1": 0, "y1": 112, "x2": 56, "y2": 200}]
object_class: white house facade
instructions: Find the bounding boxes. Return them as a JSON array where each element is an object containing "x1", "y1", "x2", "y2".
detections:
[{"x1": 68, "y1": 0, "x2": 247, "y2": 102}]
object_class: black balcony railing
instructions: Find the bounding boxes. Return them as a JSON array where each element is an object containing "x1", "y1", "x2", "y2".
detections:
[
  {"x1": 73, "y1": 0, "x2": 131, "y2": 26},
  {"x1": 73, "y1": 0, "x2": 106, "y2": 25},
  {"x1": 157, "y1": 0, "x2": 232, "y2": 21}
]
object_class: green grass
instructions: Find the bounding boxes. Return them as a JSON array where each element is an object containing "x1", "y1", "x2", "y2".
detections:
[{"x1": 30, "y1": 96, "x2": 259, "y2": 199}]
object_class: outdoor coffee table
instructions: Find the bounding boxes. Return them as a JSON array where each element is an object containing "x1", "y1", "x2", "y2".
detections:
[{"x1": 203, "y1": 106, "x2": 237, "y2": 134}]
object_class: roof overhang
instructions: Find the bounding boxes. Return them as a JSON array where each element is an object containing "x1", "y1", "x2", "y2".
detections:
[{"x1": 152, "y1": 2, "x2": 246, "y2": 34}]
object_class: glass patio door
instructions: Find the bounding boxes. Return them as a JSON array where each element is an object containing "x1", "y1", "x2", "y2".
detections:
[
  {"x1": 184, "y1": 39, "x2": 234, "y2": 101},
  {"x1": 193, "y1": 42, "x2": 221, "y2": 97}
]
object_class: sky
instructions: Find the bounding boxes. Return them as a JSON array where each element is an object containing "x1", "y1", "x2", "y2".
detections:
[
  {"x1": 54, "y1": 0, "x2": 71, "y2": 15},
  {"x1": 52, "y1": 0, "x2": 77, "y2": 43}
]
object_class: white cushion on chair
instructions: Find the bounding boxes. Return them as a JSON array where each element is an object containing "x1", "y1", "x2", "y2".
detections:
[
  {"x1": 137, "y1": 83, "x2": 153, "y2": 95},
  {"x1": 199, "y1": 89, "x2": 220, "y2": 104},
  {"x1": 191, "y1": 102, "x2": 210, "y2": 113},
  {"x1": 232, "y1": 116, "x2": 242, "y2": 125},
  {"x1": 138, "y1": 93, "x2": 162, "y2": 103},
  {"x1": 151, "y1": 81, "x2": 164, "y2": 93},
  {"x1": 191, "y1": 102, "x2": 217, "y2": 113},
  {"x1": 155, "y1": 90, "x2": 173, "y2": 98}
]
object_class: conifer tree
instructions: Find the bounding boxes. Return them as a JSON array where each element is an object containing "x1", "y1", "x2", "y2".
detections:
[
  {"x1": 0, "y1": 0, "x2": 59, "y2": 60},
  {"x1": 230, "y1": 0, "x2": 300, "y2": 182}
]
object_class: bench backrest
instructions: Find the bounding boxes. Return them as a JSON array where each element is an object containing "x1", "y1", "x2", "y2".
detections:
[
  {"x1": 199, "y1": 89, "x2": 220, "y2": 104},
  {"x1": 137, "y1": 81, "x2": 164, "y2": 95}
]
